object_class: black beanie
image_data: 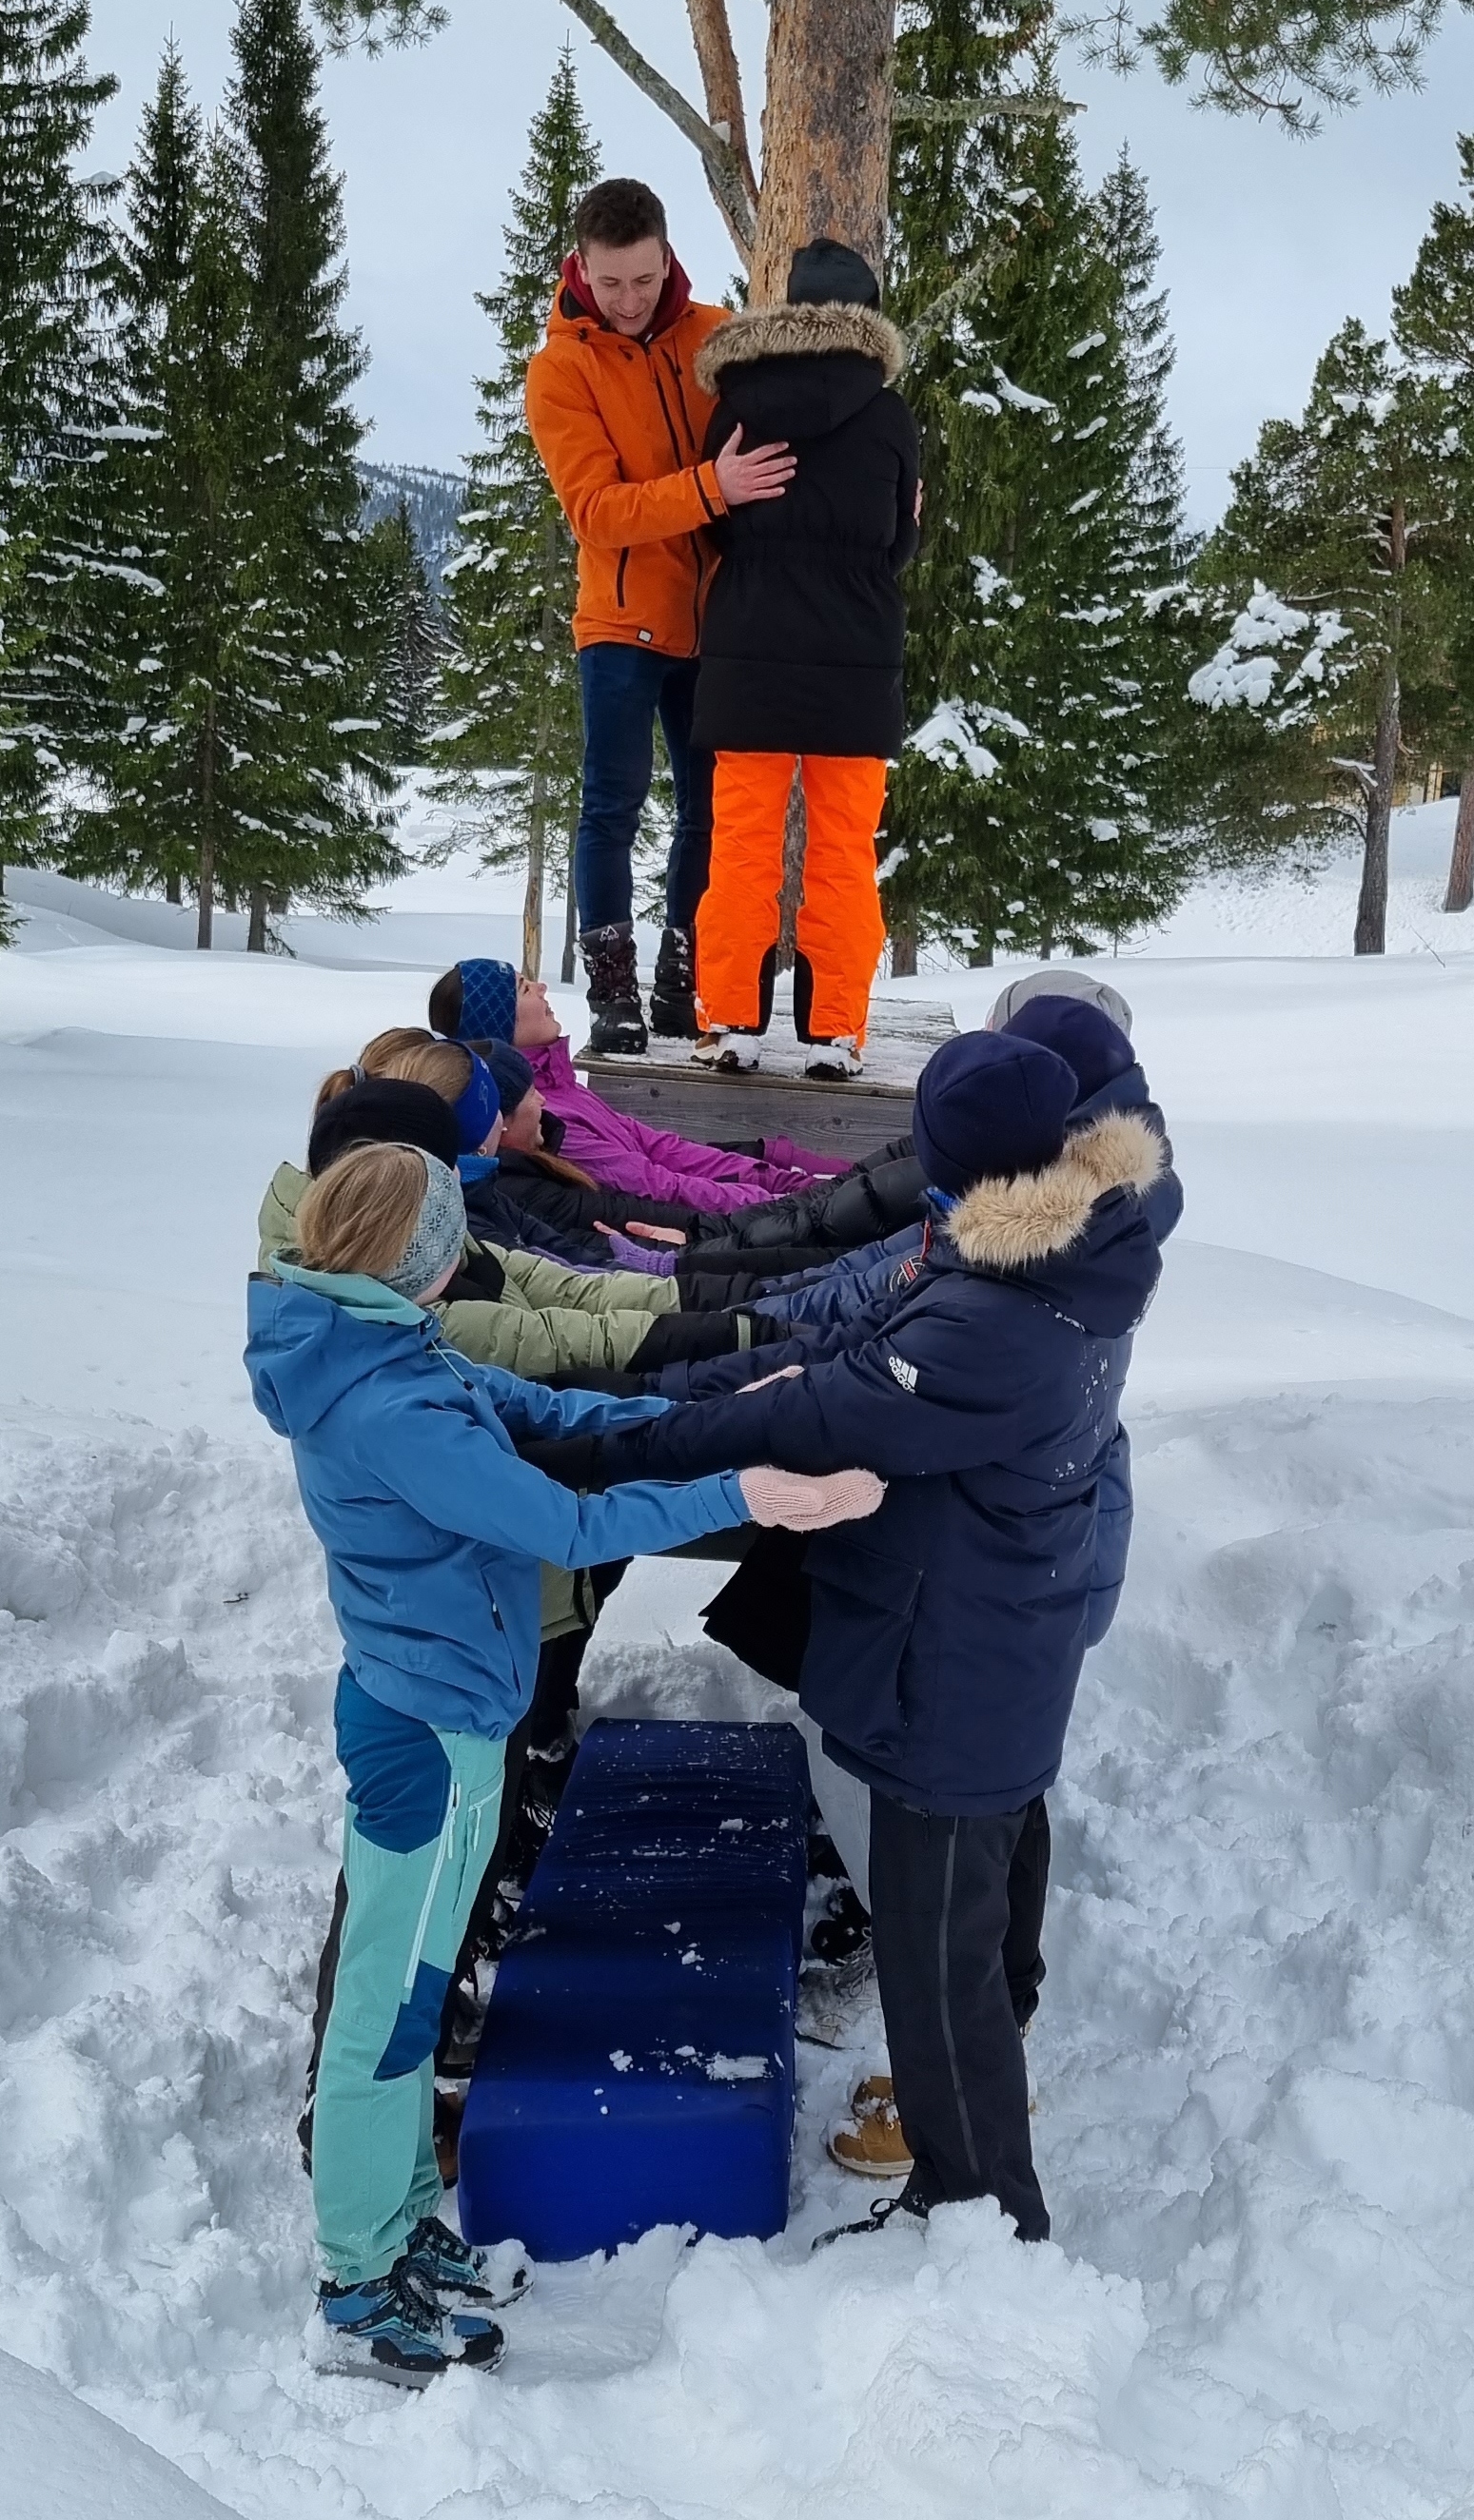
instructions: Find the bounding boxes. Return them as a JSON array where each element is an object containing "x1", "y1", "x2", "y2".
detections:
[
  {"x1": 912, "y1": 1030, "x2": 1077, "y2": 1196},
  {"x1": 786, "y1": 237, "x2": 881, "y2": 309},
  {"x1": 308, "y1": 1078, "x2": 461, "y2": 1179},
  {"x1": 465, "y1": 1036, "x2": 535, "y2": 1120}
]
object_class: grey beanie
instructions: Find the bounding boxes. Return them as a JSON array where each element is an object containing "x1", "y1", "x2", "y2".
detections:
[
  {"x1": 986, "y1": 967, "x2": 1133, "y2": 1037},
  {"x1": 382, "y1": 1148, "x2": 466, "y2": 1301}
]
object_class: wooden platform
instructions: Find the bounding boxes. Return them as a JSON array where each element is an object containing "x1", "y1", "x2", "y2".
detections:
[{"x1": 575, "y1": 994, "x2": 955, "y2": 1158}]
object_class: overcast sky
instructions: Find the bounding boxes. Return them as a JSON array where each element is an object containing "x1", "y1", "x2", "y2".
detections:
[{"x1": 86, "y1": 0, "x2": 1474, "y2": 528}]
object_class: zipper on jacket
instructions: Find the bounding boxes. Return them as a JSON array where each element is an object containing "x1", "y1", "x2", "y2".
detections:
[
  {"x1": 650, "y1": 346, "x2": 703, "y2": 652},
  {"x1": 651, "y1": 354, "x2": 689, "y2": 467},
  {"x1": 688, "y1": 536, "x2": 704, "y2": 651},
  {"x1": 403, "y1": 1778, "x2": 460, "y2": 1998},
  {"x1": 615, "y1": 548, "x2": 628, "y2": 608}
]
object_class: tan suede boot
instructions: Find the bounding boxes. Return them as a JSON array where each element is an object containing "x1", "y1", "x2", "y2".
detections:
[{"x1": 827, "y1": 2074, "x2": 914, "y2": 2178}]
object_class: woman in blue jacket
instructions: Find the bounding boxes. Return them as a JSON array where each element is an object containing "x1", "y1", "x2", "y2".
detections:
[
  {"x1": 537, "y1": 1031, "x2": 1164, "y2": 2246},
  {"x1": 245, "y1": 1139, "x2": 879, "y2": 2384}
]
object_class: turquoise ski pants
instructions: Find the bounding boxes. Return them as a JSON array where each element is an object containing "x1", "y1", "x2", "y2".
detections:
[{"x1": 314, "y1": 1671, "x2": 505, "y2": 2285}]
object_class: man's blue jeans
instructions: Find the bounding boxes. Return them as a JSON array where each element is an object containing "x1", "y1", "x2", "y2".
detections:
[{"x1": 575, "y1": 643, "x2": 715, "y2": 931}]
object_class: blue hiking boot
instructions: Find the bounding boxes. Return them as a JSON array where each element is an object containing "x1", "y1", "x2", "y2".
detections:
[
  {"x1": 316, "y1": 2256, "x2": 505, "y2": 2388},
  {"x1": 404, "y1": 2216, "x2": 532, "y2": 2314}
]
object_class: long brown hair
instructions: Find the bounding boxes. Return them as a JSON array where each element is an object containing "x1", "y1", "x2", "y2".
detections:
[{"x1": 314, "y1": 1029, "x2": 472, "y2": 1119}]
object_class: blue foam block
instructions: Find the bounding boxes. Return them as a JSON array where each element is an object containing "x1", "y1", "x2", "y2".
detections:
[{"x1": 458, "y1": 1721, "x2": 810, "y2": 2260}]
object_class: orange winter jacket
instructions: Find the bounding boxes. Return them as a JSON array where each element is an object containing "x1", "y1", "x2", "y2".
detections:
[{"x1": 525, "y1": 256, "x2": 731, "y2": 658}]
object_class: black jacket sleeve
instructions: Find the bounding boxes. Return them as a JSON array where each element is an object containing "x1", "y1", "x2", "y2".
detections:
[
  {"x1": 886, "y1": 393, "x2": 921, "y2": 576},
  {"x1": 596, "y1": 1291, "x2": 1039, "y2": 1488}
]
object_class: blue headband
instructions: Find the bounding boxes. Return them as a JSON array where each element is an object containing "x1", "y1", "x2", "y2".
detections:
[
  {"x1": 454, "y1": 959, "x2": 519, "y2": 1046},
  {"x1": 451, "y1": 1051, "x2": 501, "y2": 1153}
]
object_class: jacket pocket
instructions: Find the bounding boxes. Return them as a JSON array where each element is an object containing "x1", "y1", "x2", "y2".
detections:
[
  {"x1": 801, "y1": 1533, "x2": 922, "y2": 1764},
  {"x1": 615, "y1": 547, "x2": 629, "y2": 608}
]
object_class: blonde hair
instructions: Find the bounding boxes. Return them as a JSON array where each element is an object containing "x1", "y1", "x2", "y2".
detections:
[
  {"x1": 294, "y1": 1143, "x2": 427, "y2": 1279},
  {"x1": 314, "y1": 1028, "x2": 472, "y2": 1119}
]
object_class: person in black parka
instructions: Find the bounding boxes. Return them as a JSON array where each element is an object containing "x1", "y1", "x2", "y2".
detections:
[{"x1": 689, "y1": 240, "x2": 920, "y2": 1078}]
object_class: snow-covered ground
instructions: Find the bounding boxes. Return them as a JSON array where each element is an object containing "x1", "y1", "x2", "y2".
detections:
[{"x1": 3, "y1": 797, "x2": 1474, "y2": 2517}]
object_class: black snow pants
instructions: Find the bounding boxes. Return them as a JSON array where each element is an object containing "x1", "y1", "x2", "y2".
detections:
[{"x1": 869, "y1": 1788, "x2": 1051, "y2": 2241}]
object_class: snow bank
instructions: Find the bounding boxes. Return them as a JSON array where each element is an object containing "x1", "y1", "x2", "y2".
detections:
[
  {"x1": 6, "y1": 1380, "x2": 1474, "y2": 2515},
  {"x1": 1, "y1": 2347, "x2": 234, "y2": 2519}
]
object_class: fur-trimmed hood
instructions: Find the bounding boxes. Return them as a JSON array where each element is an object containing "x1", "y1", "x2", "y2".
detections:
[
  {"x1": 936, "y1": 1109, "x2": 1165, "y2": 1338},
  {"x1": 695, "y1": 301, "x2": 906, "y2": 396}
]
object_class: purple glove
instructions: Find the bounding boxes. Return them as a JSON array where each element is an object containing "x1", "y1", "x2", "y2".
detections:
[{"x1": 602, "y1": 1229, "x2": 678, "y2": 1277}]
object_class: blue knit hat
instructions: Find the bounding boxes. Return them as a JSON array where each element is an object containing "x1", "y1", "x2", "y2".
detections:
[
  {"x1": 451, "y1": 959, "x2": 518, "y2": 1046},
  {"x1": 913, "y1": 1030, "x2": 1077, "y2": 1195},
  {"x1": 1000, "y1": 996, "x2": 1134, "y2": 1108},
  {"x1": 450, "y1": 1050, "x2": 501, "y2": 1153},
  {"x1": 470, "y1": 1037, "x2": 535, "y2": 1120}
]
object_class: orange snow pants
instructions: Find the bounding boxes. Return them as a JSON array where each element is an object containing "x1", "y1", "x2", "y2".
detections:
[{"x1": 695, "y1": 752, "x2": 890, "y2": 1046}]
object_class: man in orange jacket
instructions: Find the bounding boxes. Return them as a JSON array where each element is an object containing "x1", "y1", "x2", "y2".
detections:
[{"x1": 526, "y1": 178, "x2": 795, "y2": 1054}]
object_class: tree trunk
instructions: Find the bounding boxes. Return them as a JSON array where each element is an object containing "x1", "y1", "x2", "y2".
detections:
[
  {"x1": 246, "y1": 887, "x2": 269, "y2": 952},
  {"x1": 1444, "y1": 775, "x2": 1474, "y2": 913},
  {"x1": 166, "y1": 872, "x2": 182, "y2": 907},
  {"x1": 890, "y1": 920, "x2": 917, "y2": 977},
  {"x1": 560, "y1": 810, "x2": 580, "y2": 985},
  {"x1": 1354, "y1": 658, "x2": 1400, "y2": 956},
  {"x1": 522, "y1": 519, "x2": 563, "y2": 982},
  {"x1": 1355, "y1": 508, "x2": 1405, "y2": 959},
  {"x1": 750, "y1": 0, "x2": 896, "y2": 300},
  {"x1": 776, "y1": 770, "x2": 805, "y2": 968},
  {"x1": 196, "y1": 696, "x2": 217, "y2": 950},
  {"x1": 523, "y1": 766, "x2": 548, "y2": 983}
]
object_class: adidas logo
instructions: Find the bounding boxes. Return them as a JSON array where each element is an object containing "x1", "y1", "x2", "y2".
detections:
[{"x1": 887, "y1": 1353, "x2": 918, "y2": 1393}]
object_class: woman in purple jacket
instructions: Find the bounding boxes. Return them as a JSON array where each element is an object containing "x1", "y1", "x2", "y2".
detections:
[{"x1": 428, "y1": 958, "x2": 843, "y2": 1217}]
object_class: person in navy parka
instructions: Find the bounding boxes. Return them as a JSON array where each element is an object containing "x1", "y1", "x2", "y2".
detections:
[
  {"x1": 643, "y1": 995, "x2": 1179, "y2": 1649},
  {"x1": 749, "y1": 983, "x2": 1182, "y2": 1338},
  {"x1": 546, "y1": 1029, "x2": 1164, "y2": 2244}
]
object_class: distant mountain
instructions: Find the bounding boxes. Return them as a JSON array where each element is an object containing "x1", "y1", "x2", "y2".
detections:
[{"x1": 360, "y1": 461, "x2": 466, "y2": 604}]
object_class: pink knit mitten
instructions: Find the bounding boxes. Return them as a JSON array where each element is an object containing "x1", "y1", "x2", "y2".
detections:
[{"x1": 737, "y1": 1465, "x2": 885, "y2": 1531}]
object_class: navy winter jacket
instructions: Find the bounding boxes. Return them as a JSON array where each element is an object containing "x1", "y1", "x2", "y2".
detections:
[
  {"x1": 756, "y1": 1054, "x2": 1182, "y2": 1334},
  {"x1": 591, "y1": 1110, "x2": 1165, "y2": 1815}
]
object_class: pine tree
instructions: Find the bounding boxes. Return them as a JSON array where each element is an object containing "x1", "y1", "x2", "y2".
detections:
[
  {"x1": 365, "y1": 493, "x2": 441, "y2": 763},
  {"x1": 1096, "y1": 148, "x2": 1186, "y2": 585},
  {"x1": 221, "y1": 0, "x2": 402, "y2": 948},
  {"x1": 1393, "y1": 132, "x2": 1474, "y2": 910},
  {"x1": 62, "y1": 71, "x2": 263, "y2": 918},
  {"x1": 881, "y1": 0, "x2": 1037, "y2": 971},
  {"x1": 885, "y1": 26, "x2": 1190, "y2": 965},
  {"x1": 0, "y1": 0, "x2": 118, "y2": 905},
  {"x1": 431, "y1": 45, "x2": 599, "y2": 980},
  {"x1": 1202, "y1": 320, "x2": 1463, "y2": 951}
]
